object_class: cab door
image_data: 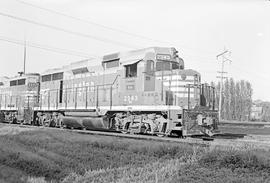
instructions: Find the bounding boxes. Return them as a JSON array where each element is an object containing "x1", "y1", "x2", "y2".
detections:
[{"x1": 144, "y1": 60, "x2": 155, "y2": 91}]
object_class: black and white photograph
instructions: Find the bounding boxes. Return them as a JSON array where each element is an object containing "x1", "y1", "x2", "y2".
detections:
[{"x1": 0, "y1": 0, "x2": 270, "y2": 182}]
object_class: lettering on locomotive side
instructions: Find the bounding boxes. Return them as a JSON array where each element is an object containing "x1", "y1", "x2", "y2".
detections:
[{"x1": 125, "y1": 79, "x2": 135, "y2": 83}]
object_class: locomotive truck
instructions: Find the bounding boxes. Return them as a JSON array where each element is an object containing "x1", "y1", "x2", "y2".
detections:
[{"x1": 0, "y1": 47, "x2": 219, "y2": 137}]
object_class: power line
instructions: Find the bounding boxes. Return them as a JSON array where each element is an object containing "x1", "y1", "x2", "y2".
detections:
[
  {"x1": 3, "y1": 1, "x2": 223, "y2": 67},
  {"x1": 0, "y1": 11, "x2": 138, "y2": 49},
  {"x1": 229, "y1": 64, "x2": 270, "y2": 88},
  {"x1": 23, "y1": 37, "x2": 26, "y2": 73},
  {"x1": 3, "y1": 0, "x2": 268, "y2": 88},
  {"x1": 0, "y1": 35, "x2": 98, "y2": 58},
  {"x1": 217, "y1": 53, "x2": 270, "y2": 84},
  {"x1": 216, "y1": 49, "x2": 231, "y2": 120},
  {"x1": 14, "y1": 0, "x2": 161, "y2": 43},
  {"x1": 13, "y1": 0, "x2": 217, "y2": 55},
  {"x1": 229, "y1": 54, "x2": 270, "y2": 82},
  {"x1": 0, "y1": 36, "x2": 96, "y2": 58}
]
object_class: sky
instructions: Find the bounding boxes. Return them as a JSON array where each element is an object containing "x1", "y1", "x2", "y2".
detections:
[{"x1": 0, "y1": 0, "x2": 269, "y2": 101}]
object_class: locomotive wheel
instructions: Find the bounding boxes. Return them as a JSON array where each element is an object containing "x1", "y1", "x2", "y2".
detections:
[
  {"x1": 49, "y1": 120, "x2": 56, "y2": 127},
  {"x1": 58, "y1": 117, "x2": 64, "y2": 128},
  {"x1": 121, "y1": 122, "x2": 130, "y2": 134},
  {"x1": 157, "y1": 134, "x2": 165, "y2": 137},
  {"x1": 171, "y1": 131, "x2": 183, "y2": 138},
  {"x1": 121, "y1": 130, "x2": 128, "y2": 134},
  {"x1": 61, "y1": 125, "x2": 67, "y2": 129}
]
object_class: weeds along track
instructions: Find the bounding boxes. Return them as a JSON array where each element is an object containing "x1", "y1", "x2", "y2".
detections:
[
  {"x1": 0, "y1": 123, "x2": 209, "y2": 147},
  {"x1": 1, "y1": 123, "x2": 270, "y2": 150}
]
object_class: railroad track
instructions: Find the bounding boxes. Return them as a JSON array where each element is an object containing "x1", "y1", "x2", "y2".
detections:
[
  {"x1": 220, "y1": 120, "x2": 270, "y2": 126},
  {"x1": 3, "y1": 123, "x2": 270, "y2": 151},
  {"x1": 70, "y1": 127, "x2": 270, "y2": 150},
  {"x1": 1, "y1": 123, "x2": 212, "y2": 146}
]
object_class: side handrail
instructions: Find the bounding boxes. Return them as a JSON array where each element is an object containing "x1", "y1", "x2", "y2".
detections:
[{"x1": 112, "y1": 74, "x2": 120, "y2": 86}]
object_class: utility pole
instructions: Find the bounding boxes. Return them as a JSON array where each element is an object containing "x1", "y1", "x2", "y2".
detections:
[
  {"x1": 23, "y1": 38, "x2": 26, "y2": 74},
  {"x1": 216, "y1": 49, "x2": 231, "y2": 121}
]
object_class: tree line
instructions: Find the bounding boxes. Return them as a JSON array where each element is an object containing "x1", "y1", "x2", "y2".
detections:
[{"x1": 211, "y1": 78, "x2": 253, "y2": 121}]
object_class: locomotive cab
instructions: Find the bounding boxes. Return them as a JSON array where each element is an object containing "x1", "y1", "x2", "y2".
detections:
[{"x1": 0, "y1": 73, "x2": 40, "y2": 124}]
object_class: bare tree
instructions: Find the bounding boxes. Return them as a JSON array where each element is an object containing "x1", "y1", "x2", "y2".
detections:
[
  {"x1": 229, "y1": 78, "x2": 236, "y2": 120},
  {"x1": 213, "y1": 78, "x2": 253, "y2": 121},
  {"x1": 223, "y1": 79, "x2": 230, "y2": 120},
  {"x1": 245, "y1": 81, "x2": 253, "y2": 120}
]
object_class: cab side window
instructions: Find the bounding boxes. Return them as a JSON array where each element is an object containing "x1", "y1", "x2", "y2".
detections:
[
  {"x1": 146, "y1": 60, "x2": 154, "y2": 74},
  {"x1": 125, "y1": 62, "x2": 138, "y2": 78}
]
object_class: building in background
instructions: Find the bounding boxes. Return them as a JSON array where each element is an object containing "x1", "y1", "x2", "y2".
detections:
[
  {"x1": 251, "y1": 100, "x2": 270, "y2": 122},
  {"x1": 250, "y1": 104, "x2": 263, "y2": 121}
]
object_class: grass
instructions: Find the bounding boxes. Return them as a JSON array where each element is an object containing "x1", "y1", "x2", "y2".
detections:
[
  {"x1": 1, "y1": 125, "x2": 270, "y2": 183},
  {"x1": 61, "y1": 146, "x2": 270, "y2": 183},
  {"x1": 0, "y1": 128, "x2": 202, "y2": 183}
]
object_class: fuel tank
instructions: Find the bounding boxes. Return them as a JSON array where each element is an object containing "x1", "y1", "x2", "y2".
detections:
[{"x1": 62, "y1": 116, "x2": 110, "y2": 130}]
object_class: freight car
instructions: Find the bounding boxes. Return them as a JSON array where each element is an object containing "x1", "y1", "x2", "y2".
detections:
[{"x1": 0, "y1": 47, "x2": 219, "y2": 137}]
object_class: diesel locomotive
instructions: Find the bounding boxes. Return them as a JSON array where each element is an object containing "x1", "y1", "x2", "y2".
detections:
[{"x1": 0, "y1": 47, "x2": 219, "y2": 137}]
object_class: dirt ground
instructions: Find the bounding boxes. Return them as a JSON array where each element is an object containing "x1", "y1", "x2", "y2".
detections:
[
  {"x1": 216, "y1": 124, "x2": 270, "y2": 150},
  {"x1": 209, "y1": 135, "x2": 270, "y2": 151}
]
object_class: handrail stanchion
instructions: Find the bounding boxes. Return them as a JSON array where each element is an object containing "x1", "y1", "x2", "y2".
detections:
[{"x1": 85, "y1": 86, "x2": 88, "y2": 109}]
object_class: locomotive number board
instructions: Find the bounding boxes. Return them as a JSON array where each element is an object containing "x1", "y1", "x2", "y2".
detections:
[{"x1": 156, "y1": 54, "x2": 171, "y2": 61}]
